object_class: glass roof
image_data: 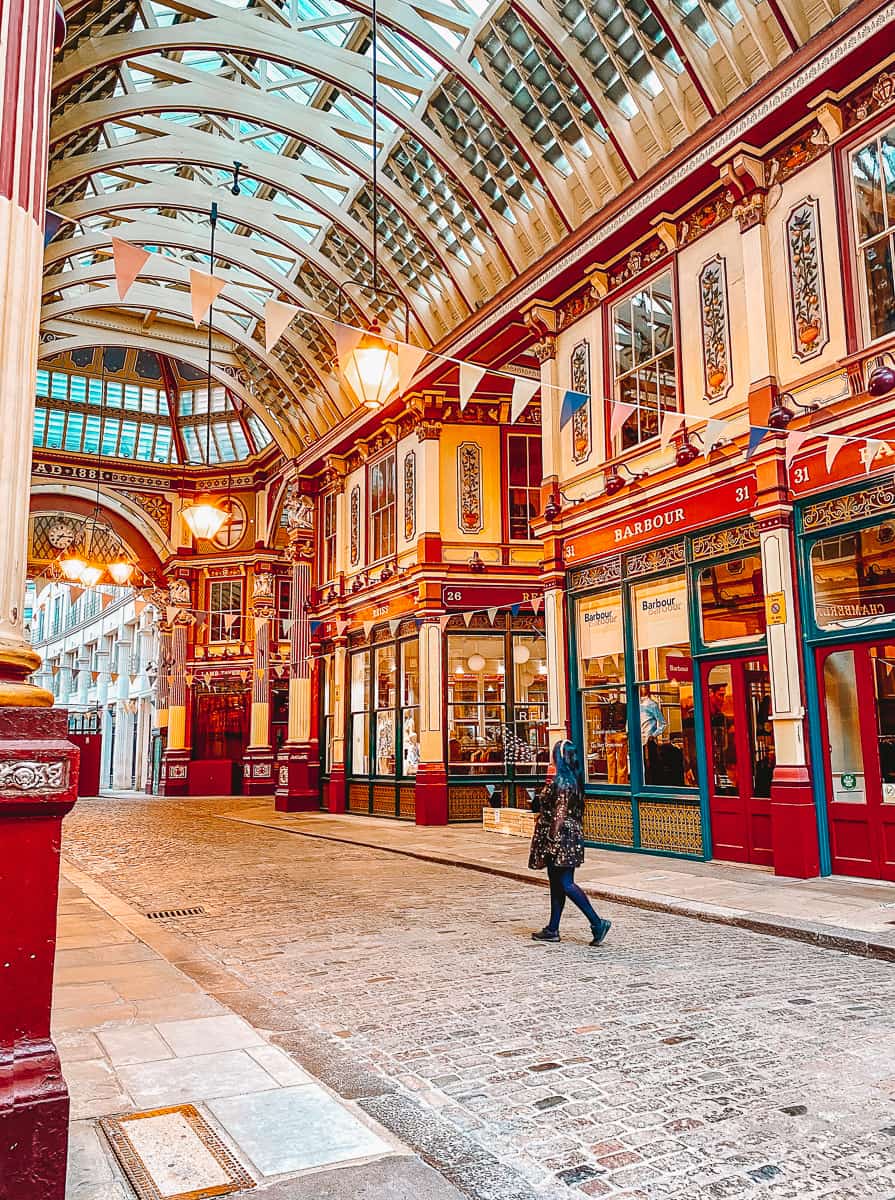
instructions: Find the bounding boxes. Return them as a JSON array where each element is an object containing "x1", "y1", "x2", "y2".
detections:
[
  {"x1": 34, "y1": 348, "x2": 272, "y2": 465},
  {"x1": 44, "y1": 0, "x2": 845, "y2": 451}
]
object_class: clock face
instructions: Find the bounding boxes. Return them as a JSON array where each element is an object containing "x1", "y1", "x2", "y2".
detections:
[{"x1": 48, "y1": 520, "x2": 76, "y2": 550}]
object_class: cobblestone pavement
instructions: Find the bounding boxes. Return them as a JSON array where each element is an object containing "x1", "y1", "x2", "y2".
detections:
[{"x1": 62, "y1": 796, "x2": 895, "y2": 1200}]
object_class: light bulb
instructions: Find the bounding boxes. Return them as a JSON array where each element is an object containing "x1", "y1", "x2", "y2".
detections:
[
  {"x1": 79, "y1": 563, "x2": 104, "y2": 587},
  {"x1": 108, "y1": 560, "x2": 135, "y2": 586},
  {"x1": 59, "y1": 555, "x2": 86, "y2": 582},
  {"x1": 182, "y1": 500, "x2": 229, "y2": 541}
]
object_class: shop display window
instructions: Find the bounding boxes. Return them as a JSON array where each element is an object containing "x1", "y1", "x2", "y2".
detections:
[
  {"x1": 611, "y1": 271, "x2": 677, "y2": 451},
  {"x1": 632, "y1": 573, "x2": 698, "y2": 788},
  {"x1": 374, "y1": 645, "x2": 397, "y2": 774},
  {"x1": 810, "y1": 521, "x2": 895, "y2": 629},
  {"x1": 447, "y1": 629, "x2": 548, "y2": 775},
  {"x1": 822, "y1": 650, "x2": 867, "y2": 804},
  {"x1": 850, "y1": 123, "x2": 895, "y2": 342},
  {"x1": 192, "y1": 684, "x2": 249, "y2": 761},
  {"x1": 349, "y1": 649, "x2": 370, "y2": 775},
  {"x1": 402, "y1": 639, "x2": 420, "y2": 776},
  {"x1": 871, "y1": 645, "x2": 895, "y2": 798},
  {"x1": 698, "y1": 556, "x2": 766, "y2": 644},
  {"x1": 321, "y1": 492, "x2": 338, "y2": 582},
  {"x1": 350, "y1": 637, "x2": 419, "y2": 779},
  {"x1": 575, "y1": 590, "x2": 628, "y2": 785}
]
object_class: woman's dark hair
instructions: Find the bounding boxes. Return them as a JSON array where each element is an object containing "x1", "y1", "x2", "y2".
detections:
[{"x1": 552, "y1": 739, "x2": 584, "y2": 795}]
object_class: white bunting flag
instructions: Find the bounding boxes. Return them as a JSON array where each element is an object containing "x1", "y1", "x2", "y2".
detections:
[
  {"x1": 510, "y1": 377, "x2": 539, "y2": 424},
  {"x1": 397, "y1": 342, "x2": 428, "y2": 394},
  {"x1": 703, "y1": 418, "x2": 729, "y2": 457},
  {"x1": 785, "y1": 429, "x2": 811, "y2": 468},
  {"x1": 862, "y1": 438, "x2": 888, "y2": 474},
  {"x1": 462, "y1": 611, "x2": 475, "y2": 627},
  {"x1": 333, "y1": 322, "x2": 364, "y2": 375},
  {"x1": 660, "y1": 411, "x2": 686, "y2": 450},
  {"x1": 438, "y1": 614, "x2": 452, "y2": 632},
  {"x1": 388, "y1": 617, "x2": 401, "y2": 636},
  {"x1": 486, "y1": 607, "x2": 499, "y2": 625},
  {"x1": 459, "y1": 362, "x2": 486, "y2": 412},
  {"x1": 362, "y1": 619, "x2": 375, "y2": 640},
  {"x1": 609, "y1": 401, "x2": 637, "y2": 442},
  {"x1": 264, "y1": 299, "x2": 299, "y2": 352},
  {"x1": 530, "y1": 595, "x2": 543, "y2": 615},
  {"x1": 825, "y1": 434, "x2": 847, "y2": 474}
]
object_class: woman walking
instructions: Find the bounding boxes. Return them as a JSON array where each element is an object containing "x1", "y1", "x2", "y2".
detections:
[{"x1": 529, "y1": 740, "x2": 611, "y2": 946}]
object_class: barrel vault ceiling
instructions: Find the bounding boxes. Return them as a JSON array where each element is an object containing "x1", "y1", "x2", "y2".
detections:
[{"x1": 43, "y1": 0, "x2": 854, "y2": 456}]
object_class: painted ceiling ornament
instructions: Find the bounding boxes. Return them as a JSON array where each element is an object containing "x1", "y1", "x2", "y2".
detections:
[
  {"x1": 570, "y1": 341, "x2": 591, "y2": 464},
  {"x1": 699, "y1": 256, "x2": 732, "y2": 400}
]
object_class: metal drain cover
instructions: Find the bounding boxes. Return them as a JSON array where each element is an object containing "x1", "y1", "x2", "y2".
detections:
[{"x1": 145, "y1": 906, "x2": 206, "y2": 920}]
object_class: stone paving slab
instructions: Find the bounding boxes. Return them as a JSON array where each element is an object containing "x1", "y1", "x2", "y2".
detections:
[
  {"x1": 221, "y1": 806, "x2": 895, "y2": 960},
  {"x1": 60, "y1": 795, "x2": 895, "y2": 1200}
]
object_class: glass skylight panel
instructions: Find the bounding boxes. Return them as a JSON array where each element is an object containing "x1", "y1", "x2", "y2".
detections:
[
  {"x1": 64, "y1": 412, "x2": 84, "y2": 452},
  {"x1": 136, "y1": 424, "x2": 156, "y2": 460},
  {"x1": 247, "y1": 413, "x2": 271, "y2": 447},
  {"x1": 385, "y1": 137, "x2": 488, "y2": 260},
  {"x1": 45, "y1": 410, "x2": 64, "y2": 449},
  {"x1": 33, "y1": 407, "x2": 47, "y2": 446}
]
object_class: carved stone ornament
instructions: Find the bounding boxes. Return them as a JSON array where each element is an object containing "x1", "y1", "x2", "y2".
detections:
[
  {"x1": 416, "y1": 419, "x2": 442, "y2": 442},
  {"x1": 570, "y1": 341, "x2": 591, "y2": 464},
  {"x1": 691, "y1": 524, "x2": 760, "y2": 560},
  {"x1": 283, "y1": 483, "x2": 314, "y2": 532},
  {"x1": 403, "y1": 451, "x2": 416, "y2": 541},
  {"x1": 851, "y1": 71, "x2": 895, "y2": 123},
  {"x1": 569, "y1": 558, "x2": 622, "y2": 590},
  {"x1": 0, "y1": 760, "x2": 68, "y2": 792},
  {"x1": 803, "y1": 481, "x2": 895, "y2": 532},
  {"x1": 732, "y1": 191, "x2": 766, "y2": 232},
  {"x1": 253, "y1": 571, "x2": 275, "y2": 604},
  {"x1": 168, "y1": 579, "x2": 191, "y2": 607},
  {"x1": 531, "y1": 336, "x2": 557, "y2": 364},
  {"x1": 625, "y1": 543, "x2": 686, "y2": 577}
]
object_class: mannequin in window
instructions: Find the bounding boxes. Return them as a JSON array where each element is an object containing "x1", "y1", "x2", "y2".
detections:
[
  {"x1": 602, "y1": 688, "x2": 628, "y2": 785},
  {"x1": 640, "y1": 684, "x2": 667, "y2": 784}
]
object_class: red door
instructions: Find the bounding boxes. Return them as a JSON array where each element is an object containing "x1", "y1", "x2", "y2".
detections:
[
  {"x1": 702, "y1": 657, "x2": 775, "y2": 865},
  {"x1": 817, "y1": 642, "x2": 895, "y2": 881}
]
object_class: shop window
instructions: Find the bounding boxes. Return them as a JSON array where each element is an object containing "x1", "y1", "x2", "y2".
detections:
[
  {"x1": 369, "y1": 454, "x2": 396, "y2": 563},
  {"x1": 810, "y1": 520, "x2": 895, "y2": 629},
  {"x1": 447, "y1": 631, "x2": 547, "y2": 775},
  {"x1": 632, "y1": 573, "x2": 698, "y2": 788},
  {"x1": 321, "y1": 492, "x2": 338, "y2": 582},
  {"x1": 349, "y1": 649, "x2": 371, "y2": 775},
  {"x1": 192, "y1": 684, "x2": 249, "y2": 761},
  {"x1": 850, "y1": 124, "x2": 895, "y2": 342},
  {"x1": 870, "y1": 645, "x2": 895, "y2": 795},
  {"x1": 402, "y1": 639, "x2": 420, "y2": 776},
  {"x1": 321, "y1": 653, "x2": 335, "y2": 774},
  {"x1": 374, "y1": 645, "x2": 398, "y2": 774},
  {"x1": 822, "y1": 650, "x2": 866, "y2": 803},
  {"x1": 276, "y1": 578, "x2": 291, "y2": 642},
  {"x1": 506, "y1": 435, "x2": 542, "y2": 540},
  {"x1": 575, "y1": 591, "x2": 628, "y2": 785},
  {"x1": 208, "y1": 579, "x2": 243, "y2": 642},
  {"x1": 611, "y1": 271, "x2": 677, "y2": 450},
  {"x1": 698, "y1": 556, "x2": 766, "y2": 644}
]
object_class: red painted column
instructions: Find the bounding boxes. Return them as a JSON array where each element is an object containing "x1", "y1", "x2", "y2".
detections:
[
  {"x1": 275, "y1": 544, "x2": 320, "y2": 811},
  {"x1": 0, "y1": 4, "x2": 78, "y2": 1196}
]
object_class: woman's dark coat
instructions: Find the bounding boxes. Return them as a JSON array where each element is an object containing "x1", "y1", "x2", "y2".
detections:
[{"x1": 528, "y1": 740, "x2": 586, "y2": 870}]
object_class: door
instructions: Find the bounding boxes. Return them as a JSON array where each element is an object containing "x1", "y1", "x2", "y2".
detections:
[
  {"x1": 702, "y1": 657, "x2": 775, "y2": 865},
  {"x1": 817, "y1": 642, "x2": 895, "y2": 880}
]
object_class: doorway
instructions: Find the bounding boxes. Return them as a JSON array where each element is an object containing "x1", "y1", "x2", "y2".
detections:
[
  {"x1": 701, "y1": 656, "x2": 774, "y2": 865},
  {"x1": 817, "y1": 642, "x2": 895, "y2": 880}
]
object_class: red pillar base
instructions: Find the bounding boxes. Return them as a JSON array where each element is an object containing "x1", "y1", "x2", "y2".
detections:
[
  {"x1": 323, "y1": 763, "x2": 347, "y2": 814},
  {"x1": 159, "y1": 748, "x2": 190, "y2": 796},
  {"x1": 242, "y1": 748, "x2": 275, "y2": 796},
  {"x1": 0, "y1": 705, "x2": 79, "y2": 1200},
  {"x1": 415, "y1": 762, "x2": 448, "y2": 826},
  {"x1": 274, "y1": 743, "x2": 320, "y2": 812},
  {"x1": 770, "y1": 765, "x2": 821, "y2": 879}
]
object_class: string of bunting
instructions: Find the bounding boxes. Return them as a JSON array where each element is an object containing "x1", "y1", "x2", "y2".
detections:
[{"x1": 112, "y1": 236, "x2": 890, "y2": 467}]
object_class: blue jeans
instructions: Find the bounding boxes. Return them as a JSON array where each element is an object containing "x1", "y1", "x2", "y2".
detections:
[{"x1": 546, "y1": 864, "x2": 601, "y2": 933}]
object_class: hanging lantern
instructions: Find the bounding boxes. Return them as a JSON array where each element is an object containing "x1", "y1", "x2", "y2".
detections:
[
  {"x1": 181, "y1": 500, "x2": 229, "y2": 541},
  {"x1": 108, "y1": 559, "x2": 135, "y2": 586},
  {"x1": 467, "y1": 653, "x2": 486, "y2": 672},
  {"x1": 342, "y1": 327, "x2": 400, "y2": 410},
  {"x1": 59, "y1": 554, "x2": 87, "y2": 582},
  {"x1": 512, "y1": 643, "x2": 531, "y2": 665}
]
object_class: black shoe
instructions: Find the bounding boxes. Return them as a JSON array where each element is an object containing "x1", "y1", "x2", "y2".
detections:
[
  {"x1": 590, "y1": 919, "x2": 611, "y2": 946},
  {"x1": 532, "y1": 927, "x2": 560, "y2": 942}
]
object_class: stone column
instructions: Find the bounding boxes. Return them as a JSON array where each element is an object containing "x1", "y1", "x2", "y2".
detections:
[
  {"x1": 275, "y1": 545, "x2": 319, "y2": 811},
  {"x1": 415, "y1": 418, "x2": 442, "y2": 562},
  {"x1": 111, "y1": 629, "x2": 132, "y2": 790},
  {"x1": 415, "y1": 617, "x2": 448, "y2": 825},
  {"x1": 243, "y1": 570, "x2": 275, "y2": 795},
  {"x1": 76, "y1": 651, "x2": 90, "y2": 705},
  {"x1": 0, "y1": 4, "x2": 78, "y2": 1195}
]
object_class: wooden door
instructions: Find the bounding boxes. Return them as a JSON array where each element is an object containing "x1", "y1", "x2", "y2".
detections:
[
  {"x1": 702, "y1": 656, "x2": 774, "y2": 865},
  {"x1": 817, "y1": 643, "x2": 895, "y2": 880}
]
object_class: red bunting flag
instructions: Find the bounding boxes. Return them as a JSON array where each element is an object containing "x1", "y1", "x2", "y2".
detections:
[
  {"x1": 112, "y1": 237, "x2": 151, "y2": 300},
  {"x1": 190, "y1": 269, "x2": 226, "y2": 327}
]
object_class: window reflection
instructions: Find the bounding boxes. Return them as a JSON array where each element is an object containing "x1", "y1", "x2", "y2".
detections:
[
  {"x1": 851, "y1": 126, "x2": 895, "y2": 340},
  {"x1": 811, "y1": 521, "x2": 895, "y2": 629},
  {"x1": 698, "y1": 556, "x2": 766, "y2": 644}
]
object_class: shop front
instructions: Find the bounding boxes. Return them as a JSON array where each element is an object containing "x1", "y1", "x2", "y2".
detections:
[
  {"x1": 564, "y1": 477, "x2": 774, "y2": 861},
  {"x1": 799, "y1": 479, "x2": 895, "y2": 881}
]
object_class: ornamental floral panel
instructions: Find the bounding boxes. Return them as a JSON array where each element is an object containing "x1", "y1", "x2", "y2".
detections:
[
  {"x1": 403, "y1": 451, "x2": 416, "y2": 541},
  {"x1": 349, "y1": 484, "x2": 360, "y2": 565},
  {"x1": 570, "y1": 340, "x2": 591, "y2": 463},
  {"x1": 786, "y1": 197, "x2": 829, "y2": 361},
  {"x1": 457, "y1": 442, "x2": 483, "y2": 534},
  {"x1": 699, "y1": 256, "x2": 732, "y2": 400}
]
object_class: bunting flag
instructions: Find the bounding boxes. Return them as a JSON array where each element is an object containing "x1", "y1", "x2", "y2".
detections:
[
  {"x1": 702, "y1": 418, "x2": 729, "y2": 456},
  {"x1": 110, "y1": 673, "x2": 119, "y2": 683},
  {"x1": 134, "y1": 599, "x2": 147, "y2": 617},
  {"x1": 459, "y1": 362, "x2": 486, "y2": 412},
  {"x1": 44, "y1": 209, "x2": 64, "y2": 248},
  {"x1": 388, "y1": 617, "x2": 401, "y2": 637},
  {"x1": 862, "y1": 438, "x2": 888, "y2": 474},
  {"x1": 332, "y1": 322, "x2": 364, "y2": 375},
  {"x1": 362, "y1": 619, "x2": 375, "y2": 639},
  {"x1": 510, "y1": 603, "x2": 521, "y2": 617},
  {"x1": 224, "y1": 613, "x2": 237, "y2": 632},
  {"x1": 256, "y1": 668, "x2": 265, "y2": 680},
  {"x1": 530, "y1": 595, "x2": 543, "y2": 616},
  {"x1": 510, "y1": 377, "x2": 539, "y2": 424},
  {"x1": 609, "y1": 401, "x2": 637, "y2": 441},
  {"x1": 189, "y1": 269, "x2": 226, "y2": 327},
  {"x1": 112, "y1": 237, "x2": 151, "y2": 300},
  {"x1": 101, "y1": 593, "x2": 114, "y2": 609},
  {"x1": 185, "y1": 673, "x2": 194, "y2": 686},
  {"x1": 462, "y1": 611, "x2": 475, "y2": 627},
  {"x1": 264, "y1": 299, "x2": 299, "y2": 352},
  {"x1": 486, "y1": 607, "x2": 498, "y2": 625},
  {"x1": 745, "y1": 426, "x2": 768, "y2": 459},
  {"x1": 438, "y1": 614, "x2": 452, "y2": 632},
  {"x1": 129, "y1": 675, "x2": 137, "y2": 686},
  {"x1": 282, "y1": 618, "x2": 294, "y2": 636},
  {"x1": 255, "y1": 615, "x2": 268, "y2": 630},
  {"x1": 336, "y1": 619, "x2": 350, "y2": 637},
  {"x1": 559, "y1": 390, "x2": 589, "y2": 429},
  {"x1": 166, "y1": 605, "x2": 179, "y2": 624},
  {"x1": 485, "y1": 784, "x2": 496, "y2": 798},
  {"x1": 51, "y1": 664, "x2": 59, "y2": 676},
  {"x1": 239, "y1": 670, "x2": 249, "y2": 683},
  {"x1": 825, "y1": 434, "x2": 847, "y2": 473},
  {"x1": 166, "y1": 673, "x2": 175, "y2": 686},
  {"x1": 69, "y1": 586, "x2": 85, "y2": 606},
  {"x1": 660, "y1": 411, "x2": 687, "y2": 450},
  {"x1": 785, "y1": 429, "x2": 811, "y2": 468},
  {"x1": 91, "y1": 671, "x2": 100, "y2": 683},
  {"x1": 397, "y1": 342, "x2": 428, "y2": 394}
]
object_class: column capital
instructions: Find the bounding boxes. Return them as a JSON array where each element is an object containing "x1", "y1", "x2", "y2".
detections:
[
  {"x1": 732, "y1": 190, "x2": 767, "y2": 232},
  {"x1": 416, "y1": 419, "x2": 442, "y2": 443}
]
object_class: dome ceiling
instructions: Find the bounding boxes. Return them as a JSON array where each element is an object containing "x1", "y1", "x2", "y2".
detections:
[{"x1": 43, "y1": 0, "x2": 853, "y2": 454}]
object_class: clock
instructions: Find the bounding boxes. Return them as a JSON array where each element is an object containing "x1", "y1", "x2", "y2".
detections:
[{"x1": 47, "y1": 519, "x2": 76, "y2": 550}]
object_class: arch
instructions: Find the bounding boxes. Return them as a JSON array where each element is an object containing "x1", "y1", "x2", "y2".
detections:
[{"x1": 29, "y1": 489, "x2": 170, "y2": 575}]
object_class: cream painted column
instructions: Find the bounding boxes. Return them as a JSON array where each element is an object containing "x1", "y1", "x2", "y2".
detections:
[
  {"x1": 415, "y1": 419, "x2": 442, "y2": 550},
  {"x1": 248, "y1": 573, "x2": 275, "y2": 750},
  {"x1": 731, "y1": 188, "x2": 778, "y2": 394},
  {"x1": 544, "y1": 586, "x2": 570, "y2": 746},
  {"x1": 755, "y1": 509, "x2": 805, "y2": 767},
  {"x1": 154, "y1": 622, "x2": 172, "y2": 733},
  {"x1": 166, "y1": 622, "x2": 189, "y2": 752},
  {"x1": 415, "y1": 617, "x2": 448, "y2": 824}
]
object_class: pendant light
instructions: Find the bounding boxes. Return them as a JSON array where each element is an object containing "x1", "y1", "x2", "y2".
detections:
[
  {"x1": 182, "y1": 201, "x2": 230, "y2": 542},
  {"x1": 340, "y1": 0, "x2": 403, "y2": 411}
]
